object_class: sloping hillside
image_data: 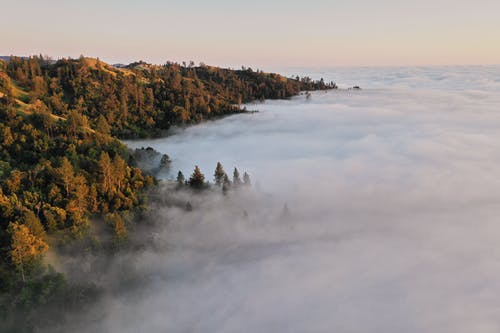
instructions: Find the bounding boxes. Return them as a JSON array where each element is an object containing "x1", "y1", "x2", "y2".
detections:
[{"x1": 0, "y1": 56, "x2": 336, "y2": 138}]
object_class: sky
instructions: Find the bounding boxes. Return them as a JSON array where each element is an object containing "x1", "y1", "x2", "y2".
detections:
[{"x1": 1, "y1": 0, "x2": 499, "y2": 68}]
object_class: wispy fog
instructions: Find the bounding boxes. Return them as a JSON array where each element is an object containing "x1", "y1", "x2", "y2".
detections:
[{"x1": 100, "y1": 66, "x2": 500, "y2": 332}]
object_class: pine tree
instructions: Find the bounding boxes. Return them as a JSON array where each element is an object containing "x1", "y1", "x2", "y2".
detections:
[
  {"x1": 189, "y1": 166, "x2": 205, "y2": 189},
  {"x1": 176, "y1": 171, "x2": 185, "y2": 187},
  {"x1": 68, "y1": 174, "x2": 89, "y2": 221},
  {"x1": 66, "y1": 109, "x2": 87, "y2": 138},
  {"x1": 214, "y1": 162, "x2": 226, "y2": 186},
  {"x1": 112, "y1": 155, "x2": 127, "y2": 190},
  {"x1": 233, "y1": 168, "x2": 241, "y2": 187},
  {"x1": 57, "y1": 157, "x2": 75, "y2": 195},
  {"x1": 243, "y1": 172, "x2": 251, "y2": 186},
  {"x1": 95, "y1": 114, "x2": 111, "y2": 135},
  {"x1": 99, "y1": 152, "x2": 113, "y2": 194}
]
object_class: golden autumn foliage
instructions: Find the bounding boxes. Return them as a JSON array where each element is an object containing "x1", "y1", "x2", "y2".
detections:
[
  {"x1": 56, "y1": 157, "x2": 74, "y2": 196},
  {"x1": 9, "y1": 222, "x2": 49, "y2": 276},
  {"x1": 1, "y1": 56, "x2": 334, "y2": 139},
  {"x1": 0, "y1": 84, "x2": 151, "y2": 273}
]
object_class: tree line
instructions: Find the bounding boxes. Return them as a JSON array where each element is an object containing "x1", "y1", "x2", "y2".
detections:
[{"x1": 176, "y1": 162, "x2": 251, "y2": 193}]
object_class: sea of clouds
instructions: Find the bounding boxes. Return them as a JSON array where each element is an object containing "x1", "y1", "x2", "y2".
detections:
[{"x1": 101, "y1": 66, "x2": 500, "y2": 333}]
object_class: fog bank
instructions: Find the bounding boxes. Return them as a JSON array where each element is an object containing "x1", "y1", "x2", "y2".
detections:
[{"x1": 102, "y1": 66, "x2": 500, "y2": 332}]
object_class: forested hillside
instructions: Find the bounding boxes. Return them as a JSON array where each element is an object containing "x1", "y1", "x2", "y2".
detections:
[
  {"x1": 0, "y1": 56, "x2": 335, "y2": 137},
  {"x1": 0, "y1": 92, "x2": 155, "y2": 331},
  {"x1": 0, "y1": 55, "x2": 334, "y2": 331}
]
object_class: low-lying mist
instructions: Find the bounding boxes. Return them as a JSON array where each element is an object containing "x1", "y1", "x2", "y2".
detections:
[{"x1": 69, "y1": 67, "x2": 500, "y2": 332}]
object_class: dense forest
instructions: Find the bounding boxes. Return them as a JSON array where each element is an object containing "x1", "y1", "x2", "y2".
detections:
[
  {"x1": 0, "y1": 56, "x2": 335, "y2": 138},
  {"x1": 0, "y1": 55, "x2": 334, "y2": 331}
]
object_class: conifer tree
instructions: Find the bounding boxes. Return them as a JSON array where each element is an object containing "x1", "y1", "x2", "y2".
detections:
[
  {"x1": 214, "y1": 162, "x2": 226, "y2": 186},
  {"x1": 99, "y1": 152, "x2": 113, "y2": 194},
  {"x1": 189, "y1": 165, "x2": 205, "y2": 189},
  {"x1": 233, "y1": 168, "x2": 241, "y2": 187},
  {"x1": 177, "y1": 171, "x2": 185, "y2": 187},
  {"x1": 95, "y1": 114, "x2": 111, "y2": 135},
  {"x1": 68, "y1": 174, "x2": 89, "y2": 221},
  {"x1": 243, "y1": 172, "x2": 251, "y2": 186},
  {"x1": 57, "y1": 157, "x2": 75, "y2": 195}
]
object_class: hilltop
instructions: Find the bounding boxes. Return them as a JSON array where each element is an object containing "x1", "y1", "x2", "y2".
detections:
[{"x1": 0, "y1": 56, "x2": 336, "y2": 138}]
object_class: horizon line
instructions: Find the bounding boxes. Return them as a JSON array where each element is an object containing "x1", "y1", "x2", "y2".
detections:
[{"x1": 2, "y1": 53, "x2": 500, "y2": 70}]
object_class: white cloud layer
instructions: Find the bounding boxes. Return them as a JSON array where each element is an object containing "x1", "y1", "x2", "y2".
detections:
[{"x1": 103, "y1": 66, "x2": 500, "y2": 332}]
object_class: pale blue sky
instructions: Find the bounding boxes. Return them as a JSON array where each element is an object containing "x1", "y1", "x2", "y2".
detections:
[{"x1": 1, "y1": 0, "x2": 499, "y2": 67}]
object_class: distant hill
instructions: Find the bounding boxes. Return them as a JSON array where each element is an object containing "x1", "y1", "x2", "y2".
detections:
[
  {"x1": 1, "y1": 55, "x2": 58, "y2": 64},
  {"x1": 0, "y1": 55, "x2": 23, "y2": 61}
]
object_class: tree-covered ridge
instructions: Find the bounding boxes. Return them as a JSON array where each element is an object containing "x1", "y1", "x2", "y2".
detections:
[{"x1": 0, "y1": 56, "x2": 335, "y2": 138}]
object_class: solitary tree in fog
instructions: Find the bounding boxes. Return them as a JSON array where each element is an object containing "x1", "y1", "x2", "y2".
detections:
[
  {"x1": 189, "y1": 166, "x2": 206, "y2": 189},
  {"x1": 233, "y1": 168, "x2": 241, "y2": 187},
  {"x1": 176, "y1": 171, "x2": 185, "y2": 187},
  {"x1": 243, "y1": 172, "x2": 251, "y2": 187},
  {"x1": 214, "y1": 162, "x2": 226, "y2": 186}
]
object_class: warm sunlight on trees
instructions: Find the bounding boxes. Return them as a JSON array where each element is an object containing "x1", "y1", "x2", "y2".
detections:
[
  {"x1": 9, "y1": 222, "x2": 49, "y2": 282},
  {"x1": 189, "y1": 166, "x2": 206, "y2": 189}
]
